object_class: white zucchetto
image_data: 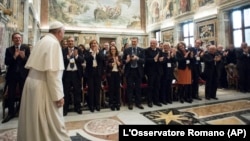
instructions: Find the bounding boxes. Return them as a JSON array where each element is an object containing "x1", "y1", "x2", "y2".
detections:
[{"x1": 49, "y1": 21, "x2": 64, "y2": 30}]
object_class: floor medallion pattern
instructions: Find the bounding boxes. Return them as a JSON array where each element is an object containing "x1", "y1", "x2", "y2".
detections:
[
  {"x1": 84, "y1": 118, "x2": 122, "y2": 135},
  {"x1": 66, "y1": 117, "x2": 121, "y2": 141},
  {"x1": 0, "y1": 117, "x2": 122, "y2": 141},
  {"x1": 142, "y1": 98, "x2": 250, "y2": 125},
  {"x1": 0, "y1": 129, "x2": 17, "y2": 141}
]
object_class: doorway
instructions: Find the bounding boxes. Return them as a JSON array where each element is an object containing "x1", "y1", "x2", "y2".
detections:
[{"x1": 99, "y1": 37, "x2": 116, "y2": 48}]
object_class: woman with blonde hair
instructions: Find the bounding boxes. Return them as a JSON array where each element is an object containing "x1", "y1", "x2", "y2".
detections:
[
  {"x1": 159, "y1": 42, "x2": 176, "y2": 104},
  {"x1": 84, "y1": 39, "x2": 105, "y2": 112}
]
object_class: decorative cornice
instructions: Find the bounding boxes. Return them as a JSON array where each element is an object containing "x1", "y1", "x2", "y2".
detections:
[
  {"x1": 194, "y1": 14, "x2": 217, "y2": 23},
  {"x1": 174, "y1": 11, "x2": 195, "y2": 24},
  {"x1": 219, "y1": 0, "x2": 250, "y2": 11},
  {"x1": 161, "y1": 26, "x2": 174, "y2": 31}
]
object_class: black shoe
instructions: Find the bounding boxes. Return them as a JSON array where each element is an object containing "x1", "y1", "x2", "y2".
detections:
[
  {"x1": 154, "y1": 103, "x2": 162, "y2": 107},
  {"x1": 180, "y1": 99, "x2": 184, "y2": 103},
  {"x1": 90, "y1": 107, "x2": 94, "y2": 113},
  {"x1": 2, "y1": 115, "x2": 14, "y2": 123},
  {"x1": 194, "y1": 97, "x2": 202, "y2": 100},
  {"x1": 96, "y1": 106, "x2": 100, "y2": 111},
  {"x1": 211, "y1": 97, "x2": 218, "y2": 100},
  {"x1": 148, "y1": 102, "x2": 153, "y2": 108},
  {"x1": 136, "y1": 104, "x2": 144, "y2": 109},
  {"x1": 161, "y1": 101, "x2": 167, "y2": 105},
  {"x1": 128, "y1": 104, "x2": 133, "y2": 110},
  {"x1": 186, "y1": 99, "x2": 193, "y2": 103},
  {"x1": 205, "y1": 97, "x2": 210, "y2": 100},
  {"x1": 111, "y1": 106, "x2": 115, "y2": 111},
  {"x1": 63, "y1": 111, "x2": 68, "y2": 116},
  {"x1": 116, "y1": 106, "x2": 120, "y2": 111},
  {"x1": 167, "y1": 101, "x2": 172, "y2": 104},
  {"x1": 76, "y1": 109, "x2": 82, "y2": 114}
]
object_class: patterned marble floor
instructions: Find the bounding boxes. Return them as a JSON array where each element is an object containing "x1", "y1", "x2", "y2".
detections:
[{"x1": 0, "y1": 86, "x2": 250, "y2": 141}]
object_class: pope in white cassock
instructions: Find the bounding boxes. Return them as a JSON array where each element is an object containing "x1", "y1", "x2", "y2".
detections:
[{"x1": 17, "y1": 21, "x2": 71, "y2": 141}]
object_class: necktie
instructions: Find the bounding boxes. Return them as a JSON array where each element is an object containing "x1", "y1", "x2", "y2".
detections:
[
  {"x1": 131, "y1": 48, "x2": 137, "y2": 68},
  {"x1": 132, "y1": 47, "x2": 136, "y2": 55},
  {"x1": 69, "y1": 48, "x2": 75, "y2": 69},
  {"x1": 70, "y1": 62, "x2": 74, "y2": 69}
]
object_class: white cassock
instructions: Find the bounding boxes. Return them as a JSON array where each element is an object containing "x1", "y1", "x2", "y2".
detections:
[{"x1": 17, "y1": 33, "x2": 71, "y2": 141}]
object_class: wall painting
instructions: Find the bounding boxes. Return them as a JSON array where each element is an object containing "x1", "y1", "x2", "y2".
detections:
[
  {"x1": 49, "y1": 0, "x2": 141, "y2": 30},
  {"x1": 162, "y1": 29, "x2": 174, "y2": 46},
  {"x1": 196, "y1": 19, "x2": 217, "y2": 46},
  {"x1": 198, "y1": 0, "x2": 214, "y2": 7}
]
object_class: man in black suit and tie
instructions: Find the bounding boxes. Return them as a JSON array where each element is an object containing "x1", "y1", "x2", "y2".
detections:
[
  {"x1": 2, "y1": 32, "x2": 30, "y2": 123},
  {"x1": 144, "y1": 38, "x2": 163, "y2": 107},
  {"x1": 122, "y1": 37, "x2": 145, "y2": 110},
  {"x1": 188, "y1": 39, "x2": 204, "y2": 100},
  {"x1": 62, "y1": 36, "x2": 84, "y2": 116}
]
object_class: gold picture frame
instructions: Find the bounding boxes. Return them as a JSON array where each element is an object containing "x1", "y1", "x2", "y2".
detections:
[
  {"x1": 162, "y1": 29, "x2": 174, "y2": 46},
  {"x1": 196, "y1": 19, "x2": 217, "y2": 46}
]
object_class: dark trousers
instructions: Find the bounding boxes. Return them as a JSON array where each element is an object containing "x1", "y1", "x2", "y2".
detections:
[
  {"x1": 160, "y1": 76, "x2": 172, "y2": 103},
  {"x1": 63, "y1": 71, "x2": 82, "y2": 112},
  {"x1": 87, "y1": 68, "x2": 101, "y2": 109},
  {"x1": 178, "y1": 84, "x2": 192, "y2": 101},
  {"x1": 205, "y1": 72, "x2": 218, "y2": 98},
  {"x1": 147, "y1": 73, "x2": 160, "y2": 104},
  {"x1": 237, "y1": 65, "x2": 250, "y2": 92},
  {"x1": 191, "y1": 65, "x2": 201, "y2": 98},
  {"x1": 107, "y1": 72, "x2": 121, "y2": 107},
  {"x1": 126, "y1": 68, "x2": 142, "y2": 105},
  {"x1": 6, "y1": 75, "x2": 25, "y2": 116}
]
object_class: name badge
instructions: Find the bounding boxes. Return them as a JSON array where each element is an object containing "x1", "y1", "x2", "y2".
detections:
[
  {"x1": 70, "y1": 58, "x2": 75, "y2": 63},
  {"x1": 196, "y1": 56, "x2": 200, "y2": 61},
  {"x1": 167, "y1": 63, "x2": 171, "y2": 68},
  {"x1": 186, "y1": 60, "x2": 190, "y2": 64}
]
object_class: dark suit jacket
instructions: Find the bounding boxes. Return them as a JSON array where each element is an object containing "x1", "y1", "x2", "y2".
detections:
[
  {"x1": 144, "y1": 47, "x2": 163, "y2": 76},
  {"x1": 236, "y1": 48, "x2": 250, "y2": 70},
  {"x1": 106, "y1": 55, "x2": 123, "y2": 77},
  {"x1": 5, "y1": 44, "x2": 30, "y2": 80},
  {"x1": 160, "y1": 51, "x2": 176, "y2": 79},
  {"x1": 122, "y1": 47, "x2": 145, "y2": 78},
  {"x1": 84, "y1": 50, "x2": 105, "y2": 77},
  {"x1": 188, "y1": 47, "x2": 204, "y2": 65},
  {"x1": 62, "y1": 47, "x2": 84, "y2": 79},
  {"x1": 175, "y1": 50, "x2": 194, "y2": 70},
  {"x1": 202, "y1": 52, "x2": 221, "y2": 81}
]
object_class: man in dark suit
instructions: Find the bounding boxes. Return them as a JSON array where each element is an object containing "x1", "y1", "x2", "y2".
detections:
[
  {"x1": 188, "y1": 39, "x2": 204, "y2": 100},
  {"x1": 144, "y1": 38, "x2": 163, "y2": 107},
  {"x1": 236, "y1": 42, "x2": 250, "y2": 93},
  {"x1": 100, "y1": 42, "x2": 110, "y2": 57},
  {"x1": 202, "y1": 45, "x2": 221, "y2": 100},
  {"x1": 2, "y1": 32, "x2": 30, "y2": 123},
  {"x1": 122, "y1": 37, "x2": 145, "y2": 110},
  {"x1": 62, "y1": 36, "x2": 84, "y2": 116}
]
